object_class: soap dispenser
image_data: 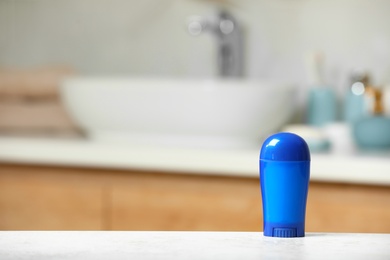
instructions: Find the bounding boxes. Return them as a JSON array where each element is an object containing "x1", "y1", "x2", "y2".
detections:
[{"x1": 344, "y1": 70, "x2": 370, "y2": 123}]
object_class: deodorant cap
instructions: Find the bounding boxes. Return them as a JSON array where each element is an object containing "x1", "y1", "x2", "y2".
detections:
[{"x1": 260, "y1": 132, "x2": 310, "y2": 161}]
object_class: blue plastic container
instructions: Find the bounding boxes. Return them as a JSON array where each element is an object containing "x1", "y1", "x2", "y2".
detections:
[
  {"x1": 259, "y1": 132, "x2": 311, "y2": 237},
  {"x1": 307, "y1": 87, "x2": 337, "y2": 127}
]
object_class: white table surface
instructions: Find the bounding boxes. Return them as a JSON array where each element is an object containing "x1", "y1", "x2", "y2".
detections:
[
  {"x1": 0, "y1": 232, "x2": 389, "y2": 260},
  {"x1": 0, "y1": 137, "x2": 389, "y2": 185}
]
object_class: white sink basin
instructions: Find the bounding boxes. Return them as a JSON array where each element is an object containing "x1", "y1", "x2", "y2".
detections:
[{"x1": 60, "y1": 78, "x2": 295, "y2": 149}]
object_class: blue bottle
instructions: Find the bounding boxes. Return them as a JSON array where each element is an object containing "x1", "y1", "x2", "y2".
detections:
[{"x1": 259, "y1": 132, "x2": 311, "y2": 237}]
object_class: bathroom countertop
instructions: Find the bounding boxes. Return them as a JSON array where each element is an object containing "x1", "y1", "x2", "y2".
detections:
[
  {"x1": 0, "y1": 231, "x2": 389, "y2": 260},
  {"x1": 0, "y1": 136, "x2": 389, "y2": 186}
]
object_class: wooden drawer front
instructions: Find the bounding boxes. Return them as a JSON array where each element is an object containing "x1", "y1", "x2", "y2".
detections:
[
  {"x1": 306, "y1": 182, "x2": 390, "y2": 233},
  {"x1": 0, "y1": 167, "x2": 104, "y2": 230},
  {"x1": 111, "y1": 173, "x2": 262, "y2": 231}
]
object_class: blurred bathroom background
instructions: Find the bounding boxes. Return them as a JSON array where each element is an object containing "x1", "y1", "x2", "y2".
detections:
[
  {"x1": 1, "y1": 0, "x2": 390, "y2": 143},
  {"x1": 0, "y1": 0, "x2": 389, "y2": 232}
]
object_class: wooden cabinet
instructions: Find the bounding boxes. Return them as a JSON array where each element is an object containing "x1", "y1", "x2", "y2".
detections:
[
  {"x1": 110, "y1": 172, "x2": 261, "y2": 231},
  {"x1": 0, "y1": 166, "x2": 104, "y2": 230},
  {"x1": 307, "y1": 183, "x2": 390, "y2": 233},
  {"x1": 1, "y1": 163, "x2": 389, "y2": 232}
]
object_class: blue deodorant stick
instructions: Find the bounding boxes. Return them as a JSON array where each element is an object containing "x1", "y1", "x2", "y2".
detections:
[{"x1": 260, "y1": 132, "x2": 311, "y2": 237}]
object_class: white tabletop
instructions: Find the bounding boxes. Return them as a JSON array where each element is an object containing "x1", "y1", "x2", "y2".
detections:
[{"x1": 0, "y1": 232, "x2": 389, "y2": 260}]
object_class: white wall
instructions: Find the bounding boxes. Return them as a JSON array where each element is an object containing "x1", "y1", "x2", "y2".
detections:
[{"x1": 1, "y1": 0, "x2": 390, "y2": 94}]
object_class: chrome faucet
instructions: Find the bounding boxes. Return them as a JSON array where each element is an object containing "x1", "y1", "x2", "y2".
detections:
[{"x1": 187, "y1": 9, "x2": 244, "y2": 78}]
